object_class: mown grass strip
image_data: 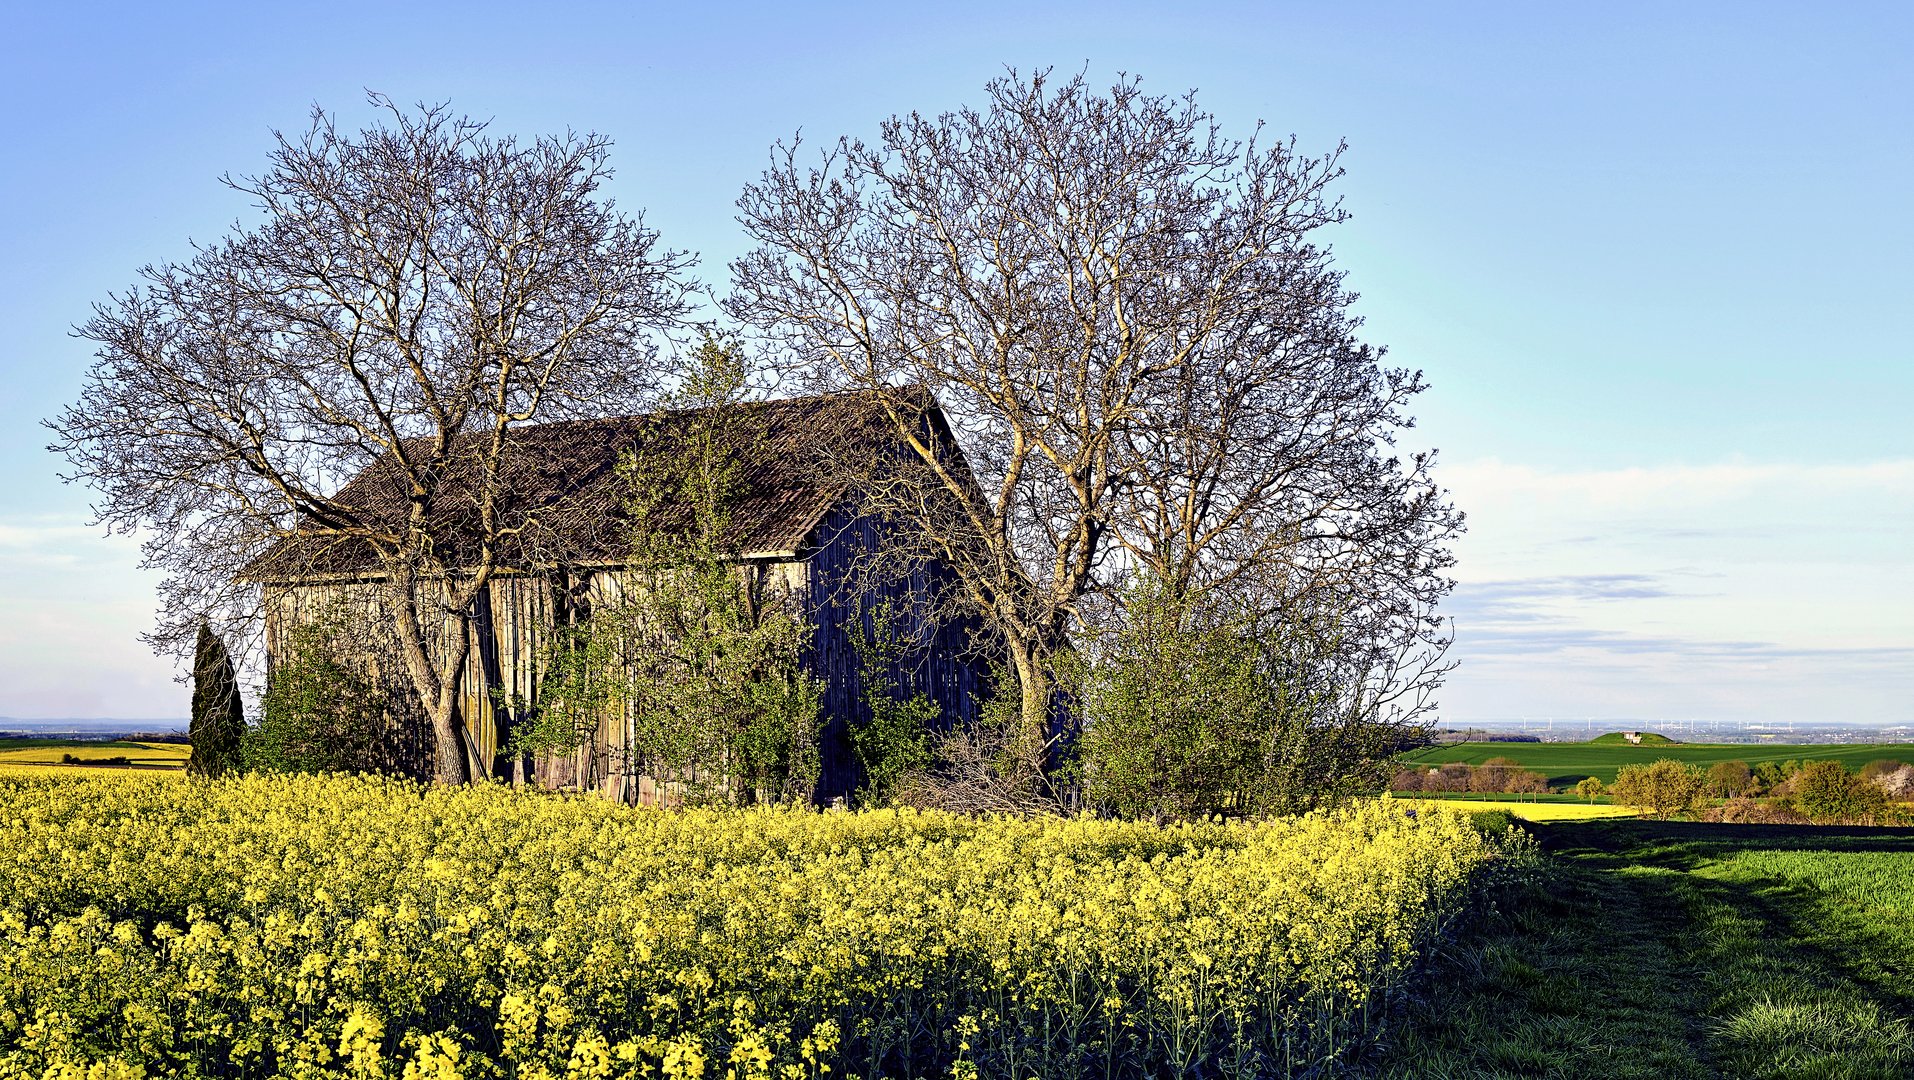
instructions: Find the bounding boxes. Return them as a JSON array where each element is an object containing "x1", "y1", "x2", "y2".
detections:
[
  {"x1": 1366, "y1": 834, "x2": 1715, "y2": 1078},
  {"x1": 1366, "y1": 820, "x2": 1914, "y2": 1079}
]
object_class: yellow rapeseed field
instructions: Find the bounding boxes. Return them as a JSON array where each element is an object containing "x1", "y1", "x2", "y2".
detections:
[
  {"x1": 1399, "y1": 798, "x2": 1641, "y2": 822},
  {"x1": 0, "y1": 774, "x2": 1527, "y2": 1079},
  {"x1": 0, "y1": 742, "x2": 189, "y2": 779}
]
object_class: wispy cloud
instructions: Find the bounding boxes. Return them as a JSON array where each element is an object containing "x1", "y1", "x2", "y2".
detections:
[
  {"x1": 1452, "y1": 573, "x2": 1683, "y2": 607},
  {"x1": 1436, "y1": 458, "x2": 1914, "y2": 724},
  {"x1": 0, "y1": 518, "x2": 138, "y2": 571}
]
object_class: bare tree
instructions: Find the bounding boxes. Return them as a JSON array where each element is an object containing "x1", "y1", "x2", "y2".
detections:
[
  {"x1": 48, "y1": 96, "x2": 697, "y2": 784},
  {"x1": 728, "y1": 69, "x2": 1460, "y2": 757}
]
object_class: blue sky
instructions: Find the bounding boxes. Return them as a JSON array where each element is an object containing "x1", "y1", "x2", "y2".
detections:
[{"x1": 1, "y1": 1, "x2": 1908, "y2": 723}]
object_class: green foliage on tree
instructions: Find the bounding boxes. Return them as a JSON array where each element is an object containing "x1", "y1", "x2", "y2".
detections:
[
  {"x1": 1574, "y1": 776, "x2": 1606, "y2": 803},
  {"x1": 1706, "y1": 760, "x2": 1753, "y2": 799},
  {"x1": 1610, "y1": 759, "x2": 1707, "y2": 819},
  {"x1": 503, "y1": 620, "x2": 620, "y2": 782},
  {"x1": 846, "y1": 601, "x2": 938, "y2": 808},
  {"x1": 1792, "y1": 761, "x2": 1889, "y2": 824},
  {"x1": 1754, "y1": 760, "x2": 1789, "y2": 791},
  {"x1": 243, "y1": 616, "x2": 383, "y2": 774},
  {"x1": 1068, "y1": 575, "x2": 1408, "y2": 820},
  {"x1": 186, "y1": 623, "x2": 245, "y2": 777},
  {"x1": 522, "y1": 335, "x2": 823, "y2": 803}
]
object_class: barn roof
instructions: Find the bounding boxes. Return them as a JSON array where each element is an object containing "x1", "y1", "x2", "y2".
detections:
[{"x1": 242, "y1": 387, "x2": 935, "y2": 581}]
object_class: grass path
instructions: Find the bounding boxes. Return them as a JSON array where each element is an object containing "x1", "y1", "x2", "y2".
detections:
[{"x1": 1365, "y1": 821, "x2": 1914, "y2": 1079}]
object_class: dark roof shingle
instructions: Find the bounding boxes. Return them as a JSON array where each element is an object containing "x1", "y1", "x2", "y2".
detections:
[{"x1": 243, "y1": 389, "x2": 919, "y2": 580}]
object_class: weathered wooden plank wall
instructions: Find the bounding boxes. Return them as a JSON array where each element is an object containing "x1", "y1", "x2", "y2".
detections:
[
  {"x1": 804, "y1": 504, "x2": 985, "y2": 798},
  {"x1": 263, "y1": 506, "x2": 986, "y2": 802}
]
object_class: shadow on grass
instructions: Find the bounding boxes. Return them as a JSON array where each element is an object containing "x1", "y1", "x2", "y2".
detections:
[
  {"x1": 1540, "y1": 818, "x2": 1914, "y2": 867},
  {"x1": 1364, "y1": 849, "x2": 1718, "y2": 1078},
  {"x1": 1363, "y1": 819, "x2": 1914, "y2": 1080}
]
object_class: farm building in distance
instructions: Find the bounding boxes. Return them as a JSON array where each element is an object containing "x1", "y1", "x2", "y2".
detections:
[{"x1": 242, "y1": 389, "x2": 985, "y2": 802}]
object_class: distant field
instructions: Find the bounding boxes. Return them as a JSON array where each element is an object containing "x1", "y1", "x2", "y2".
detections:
[
  {"x1": 0, "y1": 740, "x2": 189, "y2": 775},
  {"x1": 1400, "y1": 739, "x2": 1914, "y2": 786},
  {"x1": 1403, "y1": 797, "x2": 1640, "y2": 822}
]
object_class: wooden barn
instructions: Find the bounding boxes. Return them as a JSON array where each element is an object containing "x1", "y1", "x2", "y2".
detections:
[{"x1": 243, "y1": 389, "x2": 986, "y2": 803}]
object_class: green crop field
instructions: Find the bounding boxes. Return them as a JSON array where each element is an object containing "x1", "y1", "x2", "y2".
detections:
[{"x1": 1399, "y1": 737, "x2": 1914, "y2": 787}]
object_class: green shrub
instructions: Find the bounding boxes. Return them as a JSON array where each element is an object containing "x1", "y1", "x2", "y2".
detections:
[
  {"x1": 187, "y1": 623, "x2": 245, "y2": 777},
  {"x1": 513, "y1": 335, "x2": 824, "y2": 804},
  {"x1": 1464, "y1": 808, "x2": 1519, "y2": 835},
  {"x1": 847, "y1": 602, "x2": 937, "y2": 808},
  {"x1": 1793, "y1": 761, "x2": 1889, "y2": 824},
  {"x1": 242, "y1": 617, "x2": 384, "y2": 774},
  {"x1": 1069, "y1": 576, "x2": 1408, "y2": 820},
  {"x1": 1610, "y1": 759, "x2": 1707, "y2": 819}
]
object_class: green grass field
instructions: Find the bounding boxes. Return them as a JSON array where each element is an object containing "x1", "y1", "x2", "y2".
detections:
[
  {"x1": 1369, "y1": 819, "x2": 1914, "y2": 1078},
  {"x1": 1399, "y1": 738, "x2": 1914, "y2": 787}
]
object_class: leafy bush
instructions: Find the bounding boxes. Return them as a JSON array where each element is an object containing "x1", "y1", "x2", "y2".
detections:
[
  {"x1": 515, "y1": 336, "x2": 824, "y2": 803},
  {"x1": 241, "y1": 617, "x2": 384, "y2": 774},
  {"x1": 1463, "y1": 808, "x2": 1519, "y2": 835},
  {"x1": 846, "y1": 602, "x2": 937, "y2": 808},
  {"x1": 1610, "y1": 759, "x2": 1707, "y2": 819},
  {"x1": 1792, "y1": 761, "x2": 1890, "y2": 824},
  {"x1": 1069, "y1": 580, "x2": 1265, "y2": 819},
  {"x1": 1070, "y1": 576, "x2": 1414, "y2": 819}
]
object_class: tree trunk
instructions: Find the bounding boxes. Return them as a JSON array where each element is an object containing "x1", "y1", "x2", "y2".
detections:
[
  {"x1": 1008, "y1": 637, "x2": 1054, "y2": 767},
  {"x1": 428, "y1": 683, "x2": 470, "y2": 786},
  {"x1": 385, "y1": 571, "x2": 472, "y2": 786}
]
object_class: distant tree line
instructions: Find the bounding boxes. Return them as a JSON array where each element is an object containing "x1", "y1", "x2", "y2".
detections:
[
  {"x1": 1391, "y1": 758, "x2": 1550, "y2": 797},
  {"x1": 1582, "y1": 758, "x2": 1912, "y2": 824},
  {"x1": 1391, "y1": 753, "x2": 1914, "y2": 826}
]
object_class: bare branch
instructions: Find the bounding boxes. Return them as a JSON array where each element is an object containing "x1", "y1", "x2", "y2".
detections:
[{"x1": 48, "y1": 98, "x2": 698, "y2": 783}]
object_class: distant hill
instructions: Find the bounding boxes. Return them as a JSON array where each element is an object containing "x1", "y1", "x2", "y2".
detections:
[{"x1": 1590, "y1": 731, "x2": 1678, "y2": 745}]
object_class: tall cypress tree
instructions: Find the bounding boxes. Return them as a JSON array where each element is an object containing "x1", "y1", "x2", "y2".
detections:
[{"x1": 188, "y1": 624, "x2": 245, "y2": 777}]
